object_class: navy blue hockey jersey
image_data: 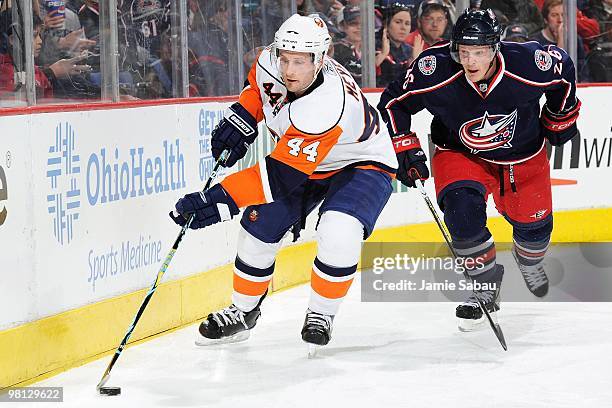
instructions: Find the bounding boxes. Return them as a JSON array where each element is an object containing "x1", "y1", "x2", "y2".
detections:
[{"x1": 377, "y1": 41, "x2": 579, "y2": 164}]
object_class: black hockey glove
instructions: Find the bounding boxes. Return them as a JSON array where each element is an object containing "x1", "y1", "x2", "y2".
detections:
[
  {"x1": 540, "y1": 99, "x2": 581, "y2": 146},
  {"x1": 392, "y1": 132, "x2": 429, "y2": 188},
  {"x1": 211, "y1": 102, "x2": 258, "y2": 168},
  {"x1": 169, "y1": 184, "x2": 239, "y2": 230}
]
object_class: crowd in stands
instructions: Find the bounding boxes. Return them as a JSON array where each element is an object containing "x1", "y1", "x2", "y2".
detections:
[{"x1": 0, "y1": 0, "x2": 610, "y2": 104}]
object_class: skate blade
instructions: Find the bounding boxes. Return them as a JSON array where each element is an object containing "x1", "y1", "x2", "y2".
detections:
[
  {"x1": 307, "y1": 343, "x2": 321, "y2": 359},
  {"x1": 458, "y1": 311, "x2": 498, "y2": 332},
  {"x1": 195, "y1": 330, "x2": 250, "y2": 346}
]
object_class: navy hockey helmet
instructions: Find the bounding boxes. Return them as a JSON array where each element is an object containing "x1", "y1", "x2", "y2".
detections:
[{"x1": 450, "y1": 8, "x2": 502, "y2": 62}]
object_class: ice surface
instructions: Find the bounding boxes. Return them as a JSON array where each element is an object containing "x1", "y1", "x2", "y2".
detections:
[{"x1": 30, "y1": 275, "x2": 612, "y2": 408}]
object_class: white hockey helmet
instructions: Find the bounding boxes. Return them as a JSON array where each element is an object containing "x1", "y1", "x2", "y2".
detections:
[{"x1": 273, "y1": 14, "x2": 331, "y2": 67}]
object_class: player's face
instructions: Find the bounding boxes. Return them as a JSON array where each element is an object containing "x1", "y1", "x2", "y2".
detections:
[
  {"x1": 458, "y1": 44, "x2": 496, "y2": 82},
  {"x1": 387, "y1": 11, "x2": 412, "y2": 43},
  {"x1": 419, "y1": 10, "x2": 447, "y2": 43},
  {"x1": 278, "y1": 50, "x2": 317, "y2": 94}
]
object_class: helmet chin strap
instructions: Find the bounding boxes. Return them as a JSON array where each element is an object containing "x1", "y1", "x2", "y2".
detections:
[{"x1": 481, "y1": 49, "x2": 498, "y2": 81}]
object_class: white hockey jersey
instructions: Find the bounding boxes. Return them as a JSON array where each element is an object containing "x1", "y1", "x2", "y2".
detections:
[{"x1": 221, "y1": 47, "x2": 397, "y2": 208}]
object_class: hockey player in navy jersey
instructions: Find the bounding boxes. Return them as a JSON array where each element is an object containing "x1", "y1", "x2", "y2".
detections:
[
  {"x1": 378, "y1": 8, "x2": 580, "y2": 330},
  {"x1": 170, "y1": 14, "x2": 397, "y2": 352}
]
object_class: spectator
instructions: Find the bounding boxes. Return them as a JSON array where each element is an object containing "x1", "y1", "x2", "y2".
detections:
[
  {"x1": 584, "y1": 0, "x2": 612, "y2": 34},
  {"x1": 334, "y1": 6, "x2": 362, "y2": 85},
  {"x1": 140, "y1": 30, "x2": 208, "y2": 98},
  {"x1": 297, "y1": 0, "x2": 311, "y2": 16},
  {"x1": 576, "y1": 9, "x2": 602, "y2": 49},
  {"x1": 533, "y1": 0, "x2": 602, "y2": 50},
  {"x1": 502, "y1": 23, "x2": 530, "y2": 42},
  {"x1": 0, "y1": 11, "x2": 95, "y2": 101},
  {"x1": 376, "y1": 1, "x2": 418, "y2": 33},
  {"x1": 189, "y1": 0, "x2": 251, "y2": 96},
  {"x1": 313, "y1": 0, "x2": 343, "y2": 21},
  {"x1": 442, "y1": 0, "x2": 459, "y2": 24},
  {"x1": 490, "y1": 8, "x2": 511, "y2": 27},
  {"x1": 583, "y1": 0, "x2": 612, "y2": 81},
  {"x1": 480, "y1": 0, "x2": 544, "y2": 35},
  {"x1": 78, "y1": 0, "x2": 100, "y2": 40},
  {"x1": 405, "y1": 0, "x2": 449, "y2": 52},
  {"x1": 375, "y1": 3, "x2": 415, "y2": 87},
  {"x1": 312, "y1": 0, "x2": 343, "y2": 39},
  {"x1": 118, "y1": 0, "x2": 171, "y2": 89},
  {"x1": 67, "y1": 0, "x2": 85, "y2": 14},
  {"x1": 38, "y1": 0, "x2": 96, "y2": 67},
  {"x1": 531, "y1": 0, "x2": 589, "y2": 80}
]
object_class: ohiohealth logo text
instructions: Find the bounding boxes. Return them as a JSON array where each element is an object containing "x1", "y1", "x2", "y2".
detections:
[
  {"x1": 47, "y1": 122, "x2": 185, "y2": 244},
  {"x1": 86, "y1": 139, "x2": 185, "y2": 205},
  {"x1": 47, "y1": 123, "x2": 81, "y2": 245}
]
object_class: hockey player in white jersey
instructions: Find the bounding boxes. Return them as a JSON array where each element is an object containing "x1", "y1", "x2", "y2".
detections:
[{"x1": 170, "y1": 14, "x2": 397, "y2": 353}]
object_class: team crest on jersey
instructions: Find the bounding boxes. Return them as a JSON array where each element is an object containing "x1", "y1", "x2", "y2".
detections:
[
  {"x1": 313, "y1": 17, "x2": 325, "y2": 28},
  {"x1": 459, "y1": 110, "x2": 518, "y2": 153},
  {"x1": 534, "y1": 49, "x2": 553, "y2": 71},
  {"x1": 418, "y1": 56, "x2": 436, "y2": 75}
]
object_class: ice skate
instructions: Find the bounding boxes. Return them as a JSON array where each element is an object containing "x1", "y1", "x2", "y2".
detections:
[
  {"x1": 512, "y1": 249, "x2": 549, "y2": 297},
  {"x1": 456, "y1": 265, "x2": 503, "y2": 332},
  {"x1": 195, "y1": 304, "x2": 262, "y2": 346},
  {"x1": 301, "y1": 310, "x2": 333, "y2": 358}
]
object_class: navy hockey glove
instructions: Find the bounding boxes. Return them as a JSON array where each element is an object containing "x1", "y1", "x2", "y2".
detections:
[
  {"x1": 540, "y1": 100, "x2": 581, "y2": 146},
  {"x1": 211, "y1": 102, "x2": 258, "y2": 168},
  {"x1": 169, "y1": 184, "x2": 239, "y2": 230},
  {"x1": 392, "y1": 132, "x2": 429, "y2": 188}
]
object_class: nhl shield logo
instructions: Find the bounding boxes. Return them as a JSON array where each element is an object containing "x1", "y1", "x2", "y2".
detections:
[
  {"x1": 418, "y1": 55, "x2": 437, "y2": 75},
  {"x1": 534, "y1": 49, "x2": 553, "y2": 71},
  {"x1": 459, "y1": 110, "x2": 518, "y2": 153}
]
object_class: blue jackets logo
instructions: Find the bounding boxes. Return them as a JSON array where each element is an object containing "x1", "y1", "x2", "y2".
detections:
[
  {"x1": 47, "y1": 123, "x2": 81, "y2": 245},
  {"x1": 459, "y1": 110, "x2": 517, "y2": 153}
]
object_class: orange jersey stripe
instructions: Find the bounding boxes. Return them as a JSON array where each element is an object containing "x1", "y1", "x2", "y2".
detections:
[
  {"x1": 238, "y1": 58, "x2": 264, "y2": 122},
  {"x1": 270, "y1": 125, "x2": 343, "y2": 175},
  {"x1": 221, "y1": 165, "x2": 267, "y2": 208},
  {"x1": 310, "y1": 269, "x2": 354, "y2": 300},
  {"x1": 233, "y1": 272, "x2": 271, "y2": 297}
]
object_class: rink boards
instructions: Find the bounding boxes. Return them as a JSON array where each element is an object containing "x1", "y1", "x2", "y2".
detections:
[{"x1": 0, "y1": 86, "x2": 611, "y2": 388}]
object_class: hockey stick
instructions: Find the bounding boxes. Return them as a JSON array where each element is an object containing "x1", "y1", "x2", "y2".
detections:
[
  {"x1": 96, "y1": 151, "x2": 229, "y2": 392},
  {"x1": 414, "y1": 178, "x2": 508, "y2": 351}
]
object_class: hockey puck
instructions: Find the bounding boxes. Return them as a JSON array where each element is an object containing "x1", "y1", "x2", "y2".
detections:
[{"x1": 99, "y1": 386, "x2": 121, "y2": 396}]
